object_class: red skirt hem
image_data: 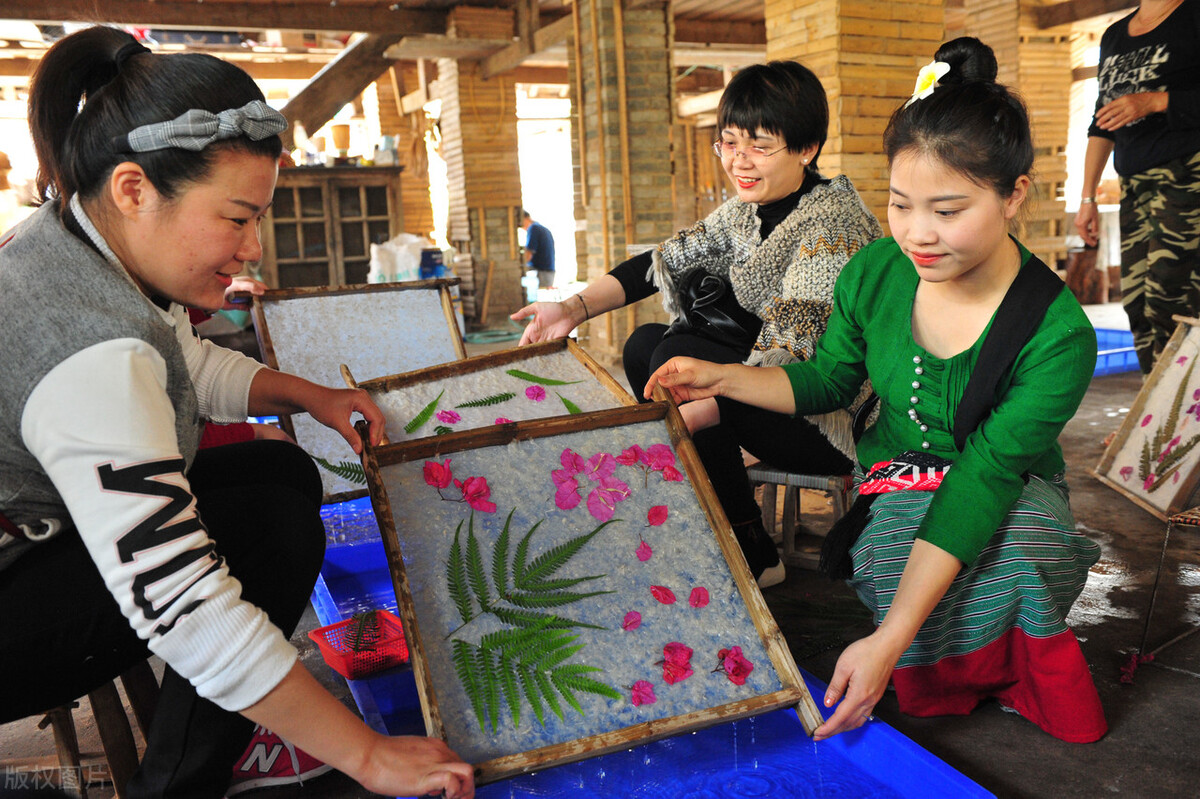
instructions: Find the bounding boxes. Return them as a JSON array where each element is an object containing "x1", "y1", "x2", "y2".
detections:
[{"x1": 891, "y1": 627, "x2": 1107, "y2": 743}]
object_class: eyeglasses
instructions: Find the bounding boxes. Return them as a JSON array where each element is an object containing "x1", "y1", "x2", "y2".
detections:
[{"x1": 712, "y1": 140, "x2": 788, "y2": 162}]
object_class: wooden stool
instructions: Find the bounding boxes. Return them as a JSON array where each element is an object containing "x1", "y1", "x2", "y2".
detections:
[
  {"x1": 746, "y1": 463, "x2": 852, "y2": 569},
  {"x1": 33, "y1": 660, "x2": 159, "y2": 797}
]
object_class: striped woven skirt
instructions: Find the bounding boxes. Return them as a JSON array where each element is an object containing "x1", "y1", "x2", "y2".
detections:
[{"x1": 847, "y1": 474, "x2": 1108, "y2": 743}]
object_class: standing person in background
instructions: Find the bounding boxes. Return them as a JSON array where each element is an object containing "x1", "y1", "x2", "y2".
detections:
[
  {"x1": 521, "y1": 209, "x2": 556, "y2": 288},
  {"x1": 1073, "y1": 0, "x2": 1200, "y2": 374},
  {"x1": 511, "y1": 61, "x2": 880, "y2": 588},
  {"x1": 0, "y1": 26, "x2": 473, "y2": 799},
  {"x1": 648, "y1": 37, "x2": 1107, "y2": 744}
]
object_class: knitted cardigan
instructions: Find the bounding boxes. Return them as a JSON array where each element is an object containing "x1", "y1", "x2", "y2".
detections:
[{"x1": 649, "y1": 174, "x2": 882, "y2": 457}]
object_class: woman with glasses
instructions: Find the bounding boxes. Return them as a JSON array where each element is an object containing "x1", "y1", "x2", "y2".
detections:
[{"x1": 511, "y1": 61, "x2": 881, "y2": 588}]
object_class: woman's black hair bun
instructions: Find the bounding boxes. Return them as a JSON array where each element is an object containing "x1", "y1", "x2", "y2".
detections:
[{"x1": 934, "y1": 36, "x2": 998, "y2": 85}]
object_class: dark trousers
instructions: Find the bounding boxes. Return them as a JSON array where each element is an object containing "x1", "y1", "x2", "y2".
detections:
[
  {"x1": 623, "y1": 324, "x2": 852, "y2": 526},
  {"x1": 0, "y1": 440, "x2": 326, "y2": 798}
]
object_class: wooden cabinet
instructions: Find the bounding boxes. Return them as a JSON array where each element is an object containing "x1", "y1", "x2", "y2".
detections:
[{"x1": 258, "y1": 166, "x2": 404, "y2": 288}]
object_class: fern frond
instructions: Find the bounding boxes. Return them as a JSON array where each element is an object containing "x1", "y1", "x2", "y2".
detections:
[
  {"x1": 556, "y1": 393, "x2": 582, "y2": 415},
  {"x1": 478, "y1": 616, "x2": 555, "y2": 656},
  {"x1": 434, "y1": 425, "x2": 453, "y2": 436},
  {"x1": 452, "y1": 640, "x2": 486, "y2": 732},
  {"x1": 455, "y1": 392, "x2": 516, "y2": 409},
  {"x1": 553, "y1": 667, "x2": 621, "y2": 702},
  {"x1": 512, "y1": 519, "x2": 543, "y2": 582},
  {"x1": 492, "y1": 509, "x2": 514, "y2": 598},
  {"x1": 490, "y1": 606, "x2": 577, "y2": 629},
  {"x1": 465, "y1": 514, "x2": 491, "y2": 611},
  {"x1": 535, "y1": 642, "x2": 586, "y2": 671},
  {"x1": 551, "y1": 672, "x2": 583, "y2": 715},
  {"x1": 505, "y1": 368, "x2": 583, "y2": 386},
  {"x1": 534, "y1": 669, "x2": 563, "y2": 720},
  {"x1": 446, "y1": 521, "x2": 473, "y2": 625},
  {"x1": 505, "y1": 589, "x2": 614, "y2": 608},
  {"x1": 477, "y1": 645, "x2": 500, "y2": 732},
  {"x1": 518, "y1": 665, "x2": 545, "y2": 727},
  {"x1": 313, "y1": 457, "x2": 366, "y2": 484},
  {"x1": 404, "y1": 390, "x2": 444, "y2": 434},
  {"x1": 518, "y1": 519, "x2": 618, "y2": 586},
  {"x1": 498, "y1": 652, "x2": 522, "y2": 729},
  {"x1": 515, "y1": 574, "x2": 606, "y2": 593}
]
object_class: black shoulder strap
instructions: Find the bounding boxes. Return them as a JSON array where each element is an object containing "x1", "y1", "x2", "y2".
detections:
[{"x1": 953, "y1": 253, "x2": 1065, "y2": 451}]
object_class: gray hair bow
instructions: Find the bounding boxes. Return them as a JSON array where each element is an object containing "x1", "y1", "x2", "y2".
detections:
[{"x1": 114, "y1": 100, "x2": 287, "y2": 153}]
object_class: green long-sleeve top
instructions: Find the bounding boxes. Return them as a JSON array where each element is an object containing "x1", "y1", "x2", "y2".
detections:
[{"x1": 783, "y1": 237, "x2": 1097, "y2": 565}]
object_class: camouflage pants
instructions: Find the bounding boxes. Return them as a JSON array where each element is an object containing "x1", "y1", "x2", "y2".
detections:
[{"x1": 1119, "y1": 149, "x2": 1200, "y2": 373}]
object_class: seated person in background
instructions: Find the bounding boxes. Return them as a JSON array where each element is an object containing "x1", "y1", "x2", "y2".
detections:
[
  {"x1": 512, "y1": 61, "x2": 881, "y2": 587},
  {"x1": 647, "y1": 37, "x2": 1107, "y2": 744}
]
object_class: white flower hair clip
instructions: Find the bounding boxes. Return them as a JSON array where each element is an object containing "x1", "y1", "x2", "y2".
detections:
[{"x1": 905, "y1": 60, "x2": 951, "y2": 108}]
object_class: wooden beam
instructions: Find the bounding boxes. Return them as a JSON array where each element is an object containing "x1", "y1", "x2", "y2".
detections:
[
  {"x1": 0, "y1": 0, "x2": 446, "y2": 35},
  {"x1": 482, "y1": 13, "x2": 572, "y2": 79},
  {"x1": 674, "y1": 19, "x2": 765, "y2": 47},
  {"x1": 1074, "y1": 65, "x2": 1099, "y2": 82},
  {"x1": 674, "y1": 45, "x2": 765, "y2": 69},
  {"x1": 677, "y1": 88, "x2": 724, "y2": 118},
  {"x1": 281, "y1": 33, "x2": 402, "y2": 149},
  {"x1": 384, "y1": 35, "x2": 510, "y2": 61},
  {"x1": 1035, "y1": 0, "x2": 1135, "y2": 29}
]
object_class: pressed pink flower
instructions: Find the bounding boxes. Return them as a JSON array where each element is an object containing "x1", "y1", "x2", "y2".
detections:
[
  {"x1": 661, "y1": 465, "x2": 683, "y2": 482},
  {"x1": 583, "y1": 452, "x2": 617, "y2": 482},
  {"x1": 716, "y1": 646, "x2": 754, "y2": 686},
  {"x1": 1143, "y1": 474, "x2": 1156, "y2": 491},
  {"x1": 662, "y1": 660, "x2": 694, "y2": 684},
  {"x1": 585, "y1": 476, "x2": 631, "y2": 522},
  {"x1": 662, "y1": 641, "x2": 693, "y2": 664},
  {"x1": 494, "y1": 417, "x2": 514, "y2": 425},
  {"x1": 1141, "y1": 414, "x2": 1153, "y2": 428},
  {"x1": 423, "y1": 458, "x2": 453, "y2": 489},
  {"x1": 616, "y1": 445, "x2": 646, "y2": 466},
  {"x1": 650, "y1": 585, "x2": 676, "y2": 604},
  {"x1": 436, "y1": 409, "x2": 461, "y2": 424},
  {"x1": 631, "y1": 680, "x2": 657, "y2": 706},
  {"x1": 636, "y1": 540, "x2": 653, "y2": 562},
  {"x1": 455, "y1": 476, "x2": 497, "y2": 513},
  {"x1": 1178, "y1": 356, "x2": 1189, "y2": 365},
  {"x1": 689, "y1": 587, "x2": 709, "y2": 609},
  {"x1": 1174, "y1": 471, "x2": 1181, "y2": 483},
  {"x1": 1159, "y1": 436, "x2": 1182, "y2": 462},
  {"x1": 1119, "y1": 466, "x2": 1133, "y2": 481},
  {"x1": 647, "y1": 505, "x2": 668, "y2": 526},
  {"x1": 526, "y1": 385, "x2": 547, "y2": 402},
  {"x1": 645, "y1": 444, "x2": 675, "y2": 470},
  {"x1": 622, "y1": 611, "x2": 642, "y2": 631}
]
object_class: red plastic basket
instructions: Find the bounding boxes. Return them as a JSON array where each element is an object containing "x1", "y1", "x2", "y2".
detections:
[{"x1": 308, "y1": 609, "x2": 409, "y2": 679}]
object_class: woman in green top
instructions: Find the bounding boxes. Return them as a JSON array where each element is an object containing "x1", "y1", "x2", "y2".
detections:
[{"x1": 647, "y1": 38, "x2": 1107, "y2": 744}]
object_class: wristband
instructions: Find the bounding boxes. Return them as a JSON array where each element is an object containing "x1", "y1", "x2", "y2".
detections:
[
  {"x1": 1080, "y1": 197, "x2": 1096, "y2": 204},
  {"x1": 576, "y1": 294, "x2": 590, "y2": 321}
]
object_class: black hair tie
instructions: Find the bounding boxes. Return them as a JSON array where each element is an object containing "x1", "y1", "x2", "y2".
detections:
[{"x1": 114, "y1": 41, "x2": 150, "y2": 70}]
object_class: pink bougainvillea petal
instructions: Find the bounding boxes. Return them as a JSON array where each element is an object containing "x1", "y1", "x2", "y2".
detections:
[
  {"x1": 718, "y1": 645, "x2": 754, "y2": 685},
  {"x1": 1174, "y1": 471, "x2": 1181, "y2": 483},
  {"x1": 1178, "y1": 356, "x2": 1189, "y2": 365},
  {"x1": 636, "y1": 540, "x2": 653, "y2": 562},
  {"x1": 584, "y1": 452, "x2": 617, "y2": 481},
  {"x1": 526, "y1": 385, "x2": 547, "y2": 402},
  {"x1": 494, "y1": 416, "x2": 514, "y2": 425},
  {"x1": 1119, "y1": 466, "x2": 1133, "y2": 481},
  {"x1": 622, "y1": 611, "x2": 642, "y2": 631},
  {"x1": 689, "y1": 587, "x2": 709, "y2": 608},
  {"x1": 631, "y1": 680, "x2": 657, "y2": 706},
  {"x1": 662, "y1": 661, "x2": 694, "y2": 684},
  {"x1": 586, "y1": 489, "x2": 617, "y2": 521},
  {"x1": 616, "y1": 445, "x2": 645, "y2": 466},
  {"x1": 422, "y1": 458, "x2": 453, "y2": 489},
  {"x1": 555, "y1": 478, "x2": 582, "y2": 510},
  {"x1": 650, "y1": 585, "x2": 677, "y2": 604},
  {"x1": 662, "y1": 641, "x2": 693, "y2": 664},
  {"x1": 1143, "y1": 475, "x2": 1156, "y2": 491},
  {"x1": 645, "y1": 444, "x2": 675, "y2": 470},
  {"x1": 457, "y1": 476, "x2": 497, "y2": 513},
  {"x1": 1141, "y1": 414, "x2": 1153, "y2": 428},
  {"x1": 561, "y1": 448, "x2": 585, "y2": 473},
  {"x1": 647, "y1": 505, "x2": 668, "y2": 526},
  {"x1": 661, "y1": 465, "x2": 683, "y2": 482},
  {"x1": 436, "y1": 409, "x2": 461, "y2": 424}
]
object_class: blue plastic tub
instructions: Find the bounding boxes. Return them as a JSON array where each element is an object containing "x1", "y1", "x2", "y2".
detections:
[
  {"x1": 1094, "y1": 328, "x2": 1137, "y2": 376},
  {"x1": 312, "y1": 503, "x2": 993, "y2": 798}
]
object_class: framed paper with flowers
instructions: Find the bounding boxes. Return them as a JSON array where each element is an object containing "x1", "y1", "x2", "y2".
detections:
[
  {"x1": 250, "y1": 279, "x2": 465, "y2": 501},
  {"x1": 347, "y1": 338, "x2": 635, "y2": 445},
  {"x1": 356, "y1": 391, "x2": 821, "y2": 783},
  {"x1": 1096, "y1": 317, "x2": 1200, "y2": 520}
]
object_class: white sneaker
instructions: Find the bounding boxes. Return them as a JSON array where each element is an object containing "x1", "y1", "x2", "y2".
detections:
[{"x1": 757, "y1": 562, "x2": 786, "y2": 589}]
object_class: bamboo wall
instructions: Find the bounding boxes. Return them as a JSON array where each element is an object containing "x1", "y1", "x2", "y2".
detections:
[
  {"x1": 435, "y1": 54, "x2": 525, "y2": 327},
  {"x1": 569, "y1": 0, "x2": 676, "y2": 363},
  {"x1": 375, "y1": 65, "x2": 435, "y2": 241}
]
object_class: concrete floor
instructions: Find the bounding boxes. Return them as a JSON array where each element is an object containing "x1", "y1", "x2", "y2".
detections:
[{"x1": 6, "y1": 365, "x2": 1199, "y2": 798}]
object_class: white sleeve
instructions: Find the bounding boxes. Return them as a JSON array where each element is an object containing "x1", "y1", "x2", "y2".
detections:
[
  {"x1": 21, "y1": 339, "x2": 295, "y2": 711},
  {"x1": 172, "y1": 305, "x2": 264, "y2": 423}
]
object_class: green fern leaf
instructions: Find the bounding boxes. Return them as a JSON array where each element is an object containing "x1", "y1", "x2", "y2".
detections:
[
  {"x1": 535, "y1": 642, "x2": 586, "y2": 671},
  {"x1": 465, "y1": 515, "x2": 491, "y2": 611},
  {"x1": 551, "y1": 672, "x2": 583, "y2": 715},
  {"x1": 534, "y1": 669, "x2": 563, "y2": 720},
  {"x1": 477, "y1": 645, "x2": 500, "y2": 732},
  {"x1": 505, "y1": 368, "x2": 583, "y2": 386},
  {"x1": 479, "y1": 616, "x2": 556, "y2": 656},
  {"x1": 491, "y1": 606, "x2": 590, "y2": 629},
  {"x1": 518, "y1": 519, "x2": 618, "y2": 587},
  {"x1": 518, "y1": 666, "x2": 545, "y2": 727},
  {"x1": 312, "y1": 457, "x2": 366, "y2": 484},
  {"x1": 556, "y1": 393, "x2": 583, "y2": 415},
  {"x1": 434, "y1": 425, "x2": 454, "y2": 436},
  {"x1": 404, "y1": 390, "x2": 444, "y2": 434},
  {"x1": 516, "y1": 574, "x2": 606, "y2": 593},
  {"x1": 553, "y1": 666, "x2": 621, "y2": 701},
  {"x1": 455, "y1": 392, "x2": 517, "y2": 409},
  {"x1": 492, "y1": 509, "x2": 514, "y2": 599},
  {"x1": 451, "y1": 640, "x2": 486, "y2": 732},
  {"x1": 498, "y1": 652, "x2": 522, "y2": 729},
  {"x1": 446, "y1": 521, "x2": 473, "y2": 625},
  {"x1": 505, "y1": 589, "x2": 614, "y2": 608},
  {"x1": 512, "y1": 519, "x2": 543, "y2": 582}
]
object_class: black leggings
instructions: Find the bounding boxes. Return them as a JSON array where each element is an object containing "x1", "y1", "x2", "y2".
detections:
[
  {"x1": 624, "y1": 324, "x2": 852, "y2": 526},
  {"x1": 0, "y1": 440, "x2": 326, "y2": 798}
]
